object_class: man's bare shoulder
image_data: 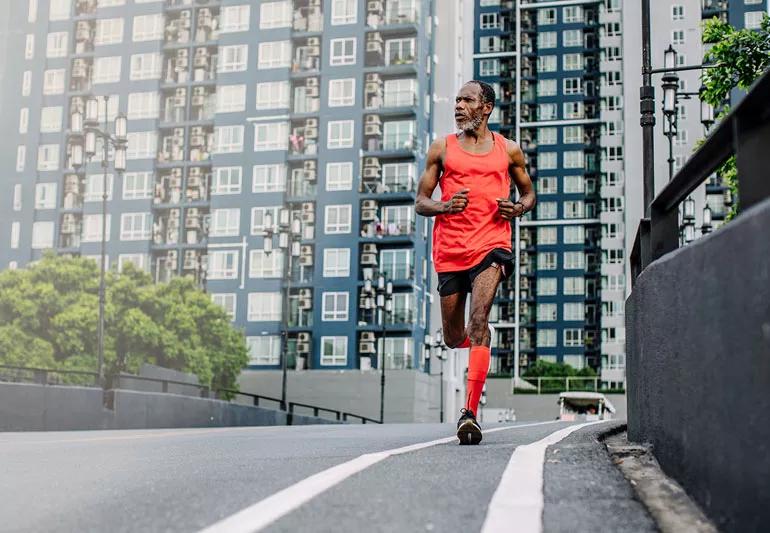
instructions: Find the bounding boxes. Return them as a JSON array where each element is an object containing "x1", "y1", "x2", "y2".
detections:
[
  {"x1": 502, "y1": 137, "x2": 525, "y2": 163},
  {"x1": 427, "y1": 136, "x2": 448, "y2": 162}
]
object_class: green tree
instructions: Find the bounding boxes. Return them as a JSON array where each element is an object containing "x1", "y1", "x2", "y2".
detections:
[
  {"x1": 700, "y1": 16, "x2": 770, "y2": 220},
  {"x1": 0, "y1": 254, "x2": 249, "y2": 391}
]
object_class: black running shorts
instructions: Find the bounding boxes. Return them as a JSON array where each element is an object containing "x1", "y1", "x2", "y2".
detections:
[{"x1": 436, "y1": 248, "x2": 514, "y2": 297}]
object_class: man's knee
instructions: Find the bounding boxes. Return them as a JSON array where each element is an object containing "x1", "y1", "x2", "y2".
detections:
[
  {"x1": 467, "y1": 312, "x2": 490, "y2": 345},
  {"x1": 444, "y1": 331, "x2": 466, "y2": 349}
]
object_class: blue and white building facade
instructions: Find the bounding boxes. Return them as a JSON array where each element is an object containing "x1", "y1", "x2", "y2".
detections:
[
  {"x1": 473, "y1": 0, "x2": 627, "y2": 384},
  {"x1": 0, "y1": 0, "x2": 435, "y2": 371}
]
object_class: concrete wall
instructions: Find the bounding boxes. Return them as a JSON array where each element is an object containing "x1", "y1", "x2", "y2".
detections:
[
  {"x1": 0, "y1": 383, "x2": 336, "y2": 432},
  {"x1": 626, "y1": 198, "x2": 770, "y2": 533},
  {"x1": 484, "y1": 378, "x2": 627, "y2": 422},
  {"x1": 239, "y1": 369, "x2": 447, "y2": 423}
]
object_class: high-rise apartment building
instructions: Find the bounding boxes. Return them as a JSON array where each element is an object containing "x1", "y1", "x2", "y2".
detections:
[
  {"x1": 473, "y1": 0, "x2": 626, "y2": 385},
  {"x1": 0, "y1": 0, "x2": 436, "y2": 372}
]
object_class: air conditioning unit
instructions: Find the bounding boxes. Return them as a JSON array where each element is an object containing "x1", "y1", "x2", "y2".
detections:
[
  {"x1": 191, "y1": 95, "x2": 205, "y2": 106},
  {"x1": 194, "y1": 56, "x2": 209, "y2": 68},
  {"x1": 304, "y1": 86, "x2": 319, "y2": 97},
  {"x1": 361, "y1": 331, "x2": 376, "y2": 343},
  {"x1": 306, "y1": 77, "x2": 319, "y2": 87},
  {"x1": 304, "y1": 127, "x2": 318, "y2": 139},
  {"x1": 299, "y1": 255, "x2": 313, "y2": 266},
  {"x1": 367, "y1": 32, "x2": 383, "y2": 44},
  {"x1": 188, "y1": 208, "x2": 199, "y2": 217},
  {"x1": 303, "y1": 160, "x2": 316, "y2": 171},
  {"x1": 302, "y1": 202, "x2": 314, "y2": 213},
  {"x1": 362, "y1": 244, "x2": 378, "y2": 254},
  {"x1": 298, "y1": 297, "x2": 312, "y2": 310},
  {"x1": 302, "y1": 169, "x2": 316, "y2": 181},
  {"x1": 183, "y1": 250, "x2": 197, "y2": 270},
  {"x1": 365, "y1": 124, "x2": 382, "y2": 136},
  {"x1": 361, "y1": 208, "x2": 377, "y2": 221},
  {"x1": 301, "y1": 212, "x2": 315, "y2": 224},
  {"x1": 297, "y1": 332, "x2": 311, "y2": 343},
  {"x1": 363, "y1": 167, "x2": 381, "y2": 179},
  {"x1": 177, "y1": 58, "x2": 189, "y2": 69},
  {"x1": 297, "y1": 342, "x2": 310, "y2": 354},
  {"x1": 167, "y1": 250, "x2": 178, "y2": 262},
  {"x1": 361, "y1": 200, "x2": 377, "y2": 210},
  {"x1": 364, "y1": 157, "x2": 380, "y2": 168},
  {"x1": 366, "y1": 73, "x2": 381, "y2": 83},
  {"x1": 366, "y1": 41, "x2": 383, "y2": 53},
  {"x1": 359, "y1": 341, "x2": 376, "y2": 354},
  {"x1": 300, "y1": 245, "x2": 313, "y2": 256},
  {"x1": 361, "y1": 253, "x2": 377, "y2": 265},
  {"x1": 366, "y1": 114, "x2": 382, "y2": 125},
  {"x1": 299, "y1": 288, "x2": 312, "y2": 299},
  {"x1": 191, "y1": 135, "x2": 205, "y2": 146},
  {"x1": 307, "y1": 37, "x2": 321, "y2": 46},
  {"x1": 305, "y1": 118, "x2": 318, "y2": 128}
]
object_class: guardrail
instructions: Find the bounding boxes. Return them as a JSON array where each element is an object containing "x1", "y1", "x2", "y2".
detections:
[
  {"x1": 0, "y1": 365, "x2": 379, "y2": 424},
  {"x1": 516, "y1": 376, "x2": 625, "y2": 394},
  {"x1": 630, "y1": 68, "x2": 770, "y2": 279},
  {"x1": 0, "y1": 365, "x2": 99, "y2": 387}
]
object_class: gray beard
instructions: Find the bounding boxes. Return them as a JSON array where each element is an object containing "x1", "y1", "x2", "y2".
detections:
[{"x1": 456, "y1": 114, "x2": 484, "y2": 133}]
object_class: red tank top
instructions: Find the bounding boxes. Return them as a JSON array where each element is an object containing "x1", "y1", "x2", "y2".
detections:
[{"x1": 432, "y1": 132, "x2": 512, "y2": 273}]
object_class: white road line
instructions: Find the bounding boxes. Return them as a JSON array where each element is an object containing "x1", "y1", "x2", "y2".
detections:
[
  {"x1": 480, "y1": 420, "x2": 612, "y2": 533},
  {"x1": 200, "y1": 421, "x2": 562, "y2": 533}
]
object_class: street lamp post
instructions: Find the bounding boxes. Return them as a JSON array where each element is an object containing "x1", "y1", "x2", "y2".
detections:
[
  {"x1": 68, "y1": 95, "x2": 127, "y2": 387},
  {"x1": 263, "y1": 208, "x2": 302, "y2": 411},
  {"x1": 429, "y1": 329, "x2": 448, "y2": 423},
  {"x1": 363, "y1": 268, "x2": 392, "y2": 424}
]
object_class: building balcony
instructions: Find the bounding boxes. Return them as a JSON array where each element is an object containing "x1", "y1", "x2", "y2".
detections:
[
  {"x1": 360, "y1": 220, "x2": 417, "y2": 242},
  {"x1": 293, "y1": 6, "x2": 323, "y2": 34}
]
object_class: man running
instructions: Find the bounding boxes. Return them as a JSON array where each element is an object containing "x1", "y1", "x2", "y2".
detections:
[{"x1": 415, "y1": 81, "x2": 535, "y2": 445}]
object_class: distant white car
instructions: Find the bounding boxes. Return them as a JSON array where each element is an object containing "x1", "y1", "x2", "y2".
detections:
[{"x1": 558, "y1": 392, "x2": 615, "y2": 421}]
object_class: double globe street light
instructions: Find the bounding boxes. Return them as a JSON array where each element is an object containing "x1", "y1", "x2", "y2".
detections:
[
  {"x1": 362, "y1": 269, "x2": 393, "y2": 424},
  {"x1": 68, "y1": 96, "x2": 127, "y2": 387}
]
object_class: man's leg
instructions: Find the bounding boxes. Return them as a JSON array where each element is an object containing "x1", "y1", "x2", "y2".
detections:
[
  {"x1": 464, "y1": 265, "x2": 503, "y2": 415},
  {"x1": 440, "y1": 291, "x2": 468, "y2": 349}
]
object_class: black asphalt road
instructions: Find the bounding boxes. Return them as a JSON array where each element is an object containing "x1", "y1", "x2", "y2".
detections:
[{"x1": 0, "y1": 421, "x2": 654, "y2": 532}]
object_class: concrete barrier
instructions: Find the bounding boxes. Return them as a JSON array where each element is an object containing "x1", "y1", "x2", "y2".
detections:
[
  {"x1": 0, "y1": 382, "x2": 337, "y2": 431},
  {"x1": 626, "y1": 198, "x2": 770, "y2": 533}
]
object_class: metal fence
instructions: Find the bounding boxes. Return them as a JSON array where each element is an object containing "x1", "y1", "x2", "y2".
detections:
[{"x1": 631, "y1": 69, "x2": 770, "y2": 278}]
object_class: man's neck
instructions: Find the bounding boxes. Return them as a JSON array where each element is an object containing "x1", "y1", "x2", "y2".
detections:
[{"x1": 461, "y1": 125, "x2": 492, "y2": 144}]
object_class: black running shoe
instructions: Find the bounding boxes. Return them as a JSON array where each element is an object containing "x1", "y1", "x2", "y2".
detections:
[{"x1": 456, "y1": 408, "x2": 482, "y2": 445}]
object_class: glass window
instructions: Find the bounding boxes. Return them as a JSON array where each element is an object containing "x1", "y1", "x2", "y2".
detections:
[
  {"x1": 43, "y1": 69, "x2": 66, "y2": 94},
  {"x1": 219, "y1": 44, "x2": 249, "y2": 72},
  {"x1": 537, "y1": 329, "x2": 557, "y2": 347},
  {"x1": 120, "y1": 212, "x2": 151, "y2": 241},
  {"x1": 537, "y1": 177, "x2": 557, "y2": 194},
  {"x1": 46, "y1": 32, "x2": 68, "y2": 57},
  {"x1": 37, "y1": 144, "x2": 60, "y2": 171},
  {"x1": 246, "y1": 336, "x2": 281, "y2": 365},
  {"x1": 118, "y1": 254, "x2": 148, "y2": 273},
  {"x1": 322, "y1": 292, "x2": 349, "y2": 321},
  {"x1": 261, "y1": 1, "x2": 292, "y2": 28},
  {"x1": 564, "y1": 175, "x2": 584, "y2": 193},
  {"x1": 564, "y1": 78, "x2": 582, "y2": 95},
  {"x1": 331, "y1": 0, "x2": 357, "y2": 25},
  {"x1": 479, "y1": 59, "x2": 499, "y2": 76},
  {"x1": 82, "y1": 214, "x2": 111, "y2": 243},
  {"x1": 537, "y1": 252, "x2": 557, "y2": 270},
  {"x1": 537, "y1": 227, "x2": 557, "y2": 245},
  {"x1": 537, "y1": 32, "x2": 556, "y2": 48},
  {"x1": 383, "y1": 78, "x2": 416, "y2": 107},
  {"x1": 31, "y1": 221, "x2": 54, "y2": 249},
  {"x1": 216, "y1": 85, "x2": 246, "y2": 113},
  {"x1": 214, "y1": 125, "x2": 244, "y2": 153},
  {"x1": 327, "y1": 120, "x2": 354, "y2": 149},
  {"x1": 256, "y1": 81, "x2": 290, "y2": 110},
  {"x1": 563, "y1": 6, "x2": 583, "y2": 23},
  {"x1": 329, "y1": 79, "x2": 355, "y2": 107},
  {"x1": 563, "y1": 151, "x2": 584, "y2": 169},
  {"x1": 257, "y1": 41, "x2": 291, "y2": 69},
  {"x1": 18, "y1": 107, "x2": 27, "y2": 134},
  {"x1": 254, "y1": 122, "x2": 289, "y2": 151},
  {"x1": 95, "y1": 18, "x2": 124, "y2": 46},
  {"x1": 34, "y1": 183, "x2": 57, "y2": 209},
  {"x1": 537, "y1": 201, "x2": 557, "y2": 220},
  {"x1": 222, "y1": 5, "x2": 251, "y2": 32},
  {"x1": 537, "y1": 79, "x2": 557, "y2": 97},
  {"x1": 324, "y1": 204, "x2": 352, "y2": 234},
  {"x1": 538, "y1": 152, "x2": 557, "y2": 170},
  {"x1": 564, "y1": 200, "x2": 585, "y2": 219},
  {"x1": 127, "y1": 92, "x2": 160, "y2": 119},
  {"x1": 40, "y1": 107, "x2": 63, "y2": 133},
  {"x1": 480, "y1": 13, "x2": 499, "y2": 30},
  {"x1": 383, "y1": 120, "x2": 415, "y2": 150},
  {"x1": 320, "y1": 336, "x2": 348, "y2": 366},
  {"x1": 537, "y1": 278, "x2": 557, "y2": 296},
  {"x1": 248, "y1": 292, "x2": 282, "y2": 321},
  {"x1": 564, "y1": 276, "x2": 584, "y2": 295},
  {"x1": 126, "y1": 132, "x2": 157, "y2": 159},
  {"x1": 250, "y1": 206, "x2": 281, "y2": 235},
  {"x1": 563, "y1": 53, "x2": 583, "y2": 71},
  {"x1": 123, "y1": 172, "x2": 153, "y2": 200},
  {"x1": 323, "y1": 248, "x2": 350, "y2": 277},
  {"x1": 208, "y1": 250, "x2": 239, "y2": 279},
  {"x1": 211, "y1": 293, "x2": 237, "y2": 320},
  {"x1": 563, "y1": 29, "x2": 582, "y2": 47},
  {"x1": 326, "y1": 162, "x2": 353, "y2": 191},
  {"x1": 93, "y1": 56, "x2": 122, "y2": 84},
  {"x1": 253, "y1": 165, "x2": 287, "y2": 193},
  {"x1": 564, "y1": 329, "x2": 584, "y2": 347},
  {"x1": 330, "y1": 38, "x2": 356, "y2": 66},
  {"x1": 49, "y1": 0, "x2": 70, "y2": 20},
  {"x1": 564, "y1": 303, "x2": 585, "y2": 321},
  {"x1": 133, "y1": 14, "x2": 163, "y2": 41},
  {"x1": 210, "y1": 208, "x2": 240, "y2": 237},
  {"x1": 537, "y1": 8, "x2": 556, "y2": 25},
  {"x1": 212, "y1": 167, "x2": 242, "y2": 195},
  {"x1": 130, "y1": 53, "x2": 162, "y2": 80},
  {"x1": 249, "y1": 249, "x2": 284, "y2": 278},
  {"x1": 537, "y1": 304, "x2": 557, "y2": 322},
  {"x1": 381, "y1": 248, "x2": 413, "y2": 279}
]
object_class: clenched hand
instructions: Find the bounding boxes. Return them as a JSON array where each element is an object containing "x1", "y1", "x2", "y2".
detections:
[
  {"x1": 496, "y1": 198, "x2": 525, "y2": 220},
  {"x1": 443, "y1": 188, "x2": 470, "y2": 214}
]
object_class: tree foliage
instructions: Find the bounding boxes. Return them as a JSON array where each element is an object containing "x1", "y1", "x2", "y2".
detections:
[
  {"x1": 700, "y1": 16, "x2": 770, "y2": 220},
  {"x1": 522, "y1": 359, "x2": 596, "y2": 378},
  {"x1": 0, "y1": 254, "x2": 249, "y2": 391}
]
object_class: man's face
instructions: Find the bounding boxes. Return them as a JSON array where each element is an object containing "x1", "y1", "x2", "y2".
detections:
[{"x1": 454, "y1": 84, "x2": 489, "y2": 132}]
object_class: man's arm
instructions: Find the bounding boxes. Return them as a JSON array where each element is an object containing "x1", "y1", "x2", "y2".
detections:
[
  {"x1": 496, "y1": 139, "x2": 536, "y2": 220},
  {"x1": 415, "y1": 138, "x2": 469, "y2": 217}
]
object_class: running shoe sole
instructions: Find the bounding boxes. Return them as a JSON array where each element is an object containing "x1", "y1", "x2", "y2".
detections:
[{"x1": 457, "y1": 419, "x2": 483, "y2": 445}]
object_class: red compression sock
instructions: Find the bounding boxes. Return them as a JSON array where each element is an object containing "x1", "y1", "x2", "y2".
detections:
[
  {"x1": 458, "y1": 336, "x2": 471, "y2": 349},
  {"x1": 465, "y1": 346, "x2": 491, "y2": 414}
]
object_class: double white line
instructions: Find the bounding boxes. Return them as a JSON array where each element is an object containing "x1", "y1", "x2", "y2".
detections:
[{"x1": 201, "y1": 421, "x2": 608, "y2": 533}]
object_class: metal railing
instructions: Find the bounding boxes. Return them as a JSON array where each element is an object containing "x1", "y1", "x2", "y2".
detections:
[
  {"x1": 631, "y1": 69, "x2": 770, "y2": 279},
  {"x1": 0, "y1": 365, "x2": 378, "y2": 424},
  {"x1": 519, "y1": 376, "x2": 606, "y2": 394},
  {"x1": 0, "y1": 365, "x2": 99, "y2": 387}
]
